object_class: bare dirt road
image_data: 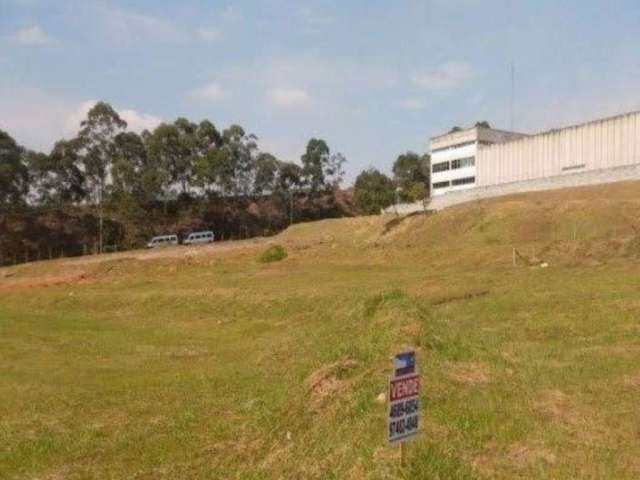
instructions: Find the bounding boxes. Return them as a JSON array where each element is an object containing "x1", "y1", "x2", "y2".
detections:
[{"x1": 0, "y1": 237, "x2": 269, "y2": 290}]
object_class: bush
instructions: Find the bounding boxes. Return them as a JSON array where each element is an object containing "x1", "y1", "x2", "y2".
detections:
[{"x1": 257, "y1": 244, "x2": 287, "y2": 263}]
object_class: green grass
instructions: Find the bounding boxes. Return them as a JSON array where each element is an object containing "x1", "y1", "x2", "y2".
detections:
[
  {"x1": 3, "y1": 181, "x2": 640, "y2": 478},
  {"x1": 257, "y1": 244, "x2": 287, "y2": 263}
]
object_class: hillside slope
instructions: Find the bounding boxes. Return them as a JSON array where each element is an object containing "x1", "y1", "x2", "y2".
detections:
[{"x1": 2, "y1": 180, "x2": 640, "y2": 479}]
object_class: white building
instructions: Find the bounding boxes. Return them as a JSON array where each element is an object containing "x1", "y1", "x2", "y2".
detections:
[
  {"x1": 385, "y1": 111, "x2": 640, "y2": 214},
  {"x1": 430, "y1": 125, "x2": 527, "y2": 196}
]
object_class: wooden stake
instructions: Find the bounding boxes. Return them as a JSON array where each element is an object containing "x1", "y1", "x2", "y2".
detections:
[{"x1": 400, "y1": 442, "x2": 406, "y2": 468}]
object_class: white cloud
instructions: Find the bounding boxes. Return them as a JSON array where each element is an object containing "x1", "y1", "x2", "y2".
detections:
[
  {"x1": 14, "y1": 25, "x2": 52, "y2": 46},
  {"x1": 0, "y1": 84, "x2": 71, "y2": 151},
  {"x1": 412, "y1": 61, "x2": 473, "y2": 90},
  {"x1": 0, "y1": 85, "x2": 162, "y2": 152},
  {"x1": 399, "y1": 97, "x2": 427, "y2": 111},
  {"x1": 189, "y1": 82, "x2": 228, "y2": 101},
  {"x1": 65, "y1": 101, "x2": 162, "y2": 134},
  {"x1": 118, "y1": 108, "x2": 163, "y2": 132},
  {"x1": 266, "y1": 88, "x2": 312, "y2": 109}
]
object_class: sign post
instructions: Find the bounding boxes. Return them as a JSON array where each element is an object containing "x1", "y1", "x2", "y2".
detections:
[{"x1": 388, "y1": 351, "x2": 420, "y2": 452}]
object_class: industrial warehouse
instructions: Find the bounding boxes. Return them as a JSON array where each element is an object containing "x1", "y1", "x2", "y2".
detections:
[{"x1": 391, "y1": 110, "x2": 640, "y2": 213}]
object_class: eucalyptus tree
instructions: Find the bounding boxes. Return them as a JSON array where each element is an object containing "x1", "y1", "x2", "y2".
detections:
[
  {"x1": 145, "y1": 123, "x2": 185, "y2": 202},
  {"x1": 220, "y1": 124, "x2": 258, "y2": 197},
  {"x1": 253, "y1": 152, "x2": 279, "y2": 196},
  {"x1": 0, "y1": 129, "x2": 28, "y2": 206},
  {"x1": 300, "y1": 138, "x2": 345, "y2": 196},
  {"x1": 275, "y1": 161, "x2": 304, "y2": 224},
  {"x1": 77, "y1": 102, "x2": 127, "y2": 252},
  {"x1": 28, "y1": 139, "x2": 86, "y2": 206},
  {"x1": 111, "y1": 131, "x2": 148, "y2": 200}
]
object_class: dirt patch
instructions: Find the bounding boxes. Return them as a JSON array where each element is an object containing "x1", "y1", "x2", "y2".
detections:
[
  {"x1": 0, "y1": 270, "x2": 89, "y2": 291},
  {"x1": 536, "y1": 389, "x2": 576, "y2": 424},
  {"x1": 0, "y1": 239, "x2": 265, "y2": 292},
  {"x1": 304, "y1": 358, "x2": 358, "y2": 411},
  {"x1": 508, "y1": 442, "x2": 557, "y2": 467},
  {"x1": 623, "y1": 373, "x2": 640, "y2": 387},
  {"x1": 578, "y1": 342, "x2": 640, "y2": 360},
  {"x1": 381, "y1": 210, "x2": 432, "y2": 235},
  {"x1": 445, "y1": 362, "x2": 491, "y2": 385}
]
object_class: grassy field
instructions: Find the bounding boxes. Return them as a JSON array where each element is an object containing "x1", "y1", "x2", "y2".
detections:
[{"x1": 3, "y1": 181, "x2": 640, "y2": 479}]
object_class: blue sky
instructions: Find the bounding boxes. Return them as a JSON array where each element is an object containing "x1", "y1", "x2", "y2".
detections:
[{"x1": 1, "y1": 0, "x2": 639, "y2": 182}]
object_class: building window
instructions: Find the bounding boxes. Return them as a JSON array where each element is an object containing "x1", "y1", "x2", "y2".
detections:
[
  {"x1": 562, "y1": 164, "x2": 586, "y2": 171},
  {"x1": 433, "y1": 181, "x2": 451, "y2": 189},
  {"x1": 432, "y1": 161, "x2": 450, "y2": 173},
  {"x1": 477, "y1": 140, "x2": 494, "y2": 146},
  {"x1": 451, "y1": 176, "x2": 475, "y2": 186},
  {"x1": 451, "y1": 157, "x2": 475, "y2": 169}
]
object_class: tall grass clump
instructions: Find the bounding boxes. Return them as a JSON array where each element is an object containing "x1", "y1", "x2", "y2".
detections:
[{"x1": 257, "y1": 244, "x2": 288, "y2": 263}]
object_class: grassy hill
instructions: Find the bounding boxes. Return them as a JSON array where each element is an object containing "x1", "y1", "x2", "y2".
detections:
[{"x1": 3, "y1": 180, "x2": 640, "y2": 479}]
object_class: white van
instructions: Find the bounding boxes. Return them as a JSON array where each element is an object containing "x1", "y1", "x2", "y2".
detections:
[
  {"x1": 184, "y1": 231, "x2": 215, "y2": 245},
  {"x1": 146, "y1": 234, "x2": 178, "y2": 248}
]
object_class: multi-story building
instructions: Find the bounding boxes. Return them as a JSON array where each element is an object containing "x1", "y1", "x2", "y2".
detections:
[
  {"x1": 382, "y1": 110, "x2": 640, "y2": 214},
  {"x1": 430, "y1": 126, "x2": 527, "y2": 196}
]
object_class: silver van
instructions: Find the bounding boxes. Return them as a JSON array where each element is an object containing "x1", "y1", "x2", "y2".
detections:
[
  {"x1": 184, "y1": 231, "x2": 215, "y2": 245},
  {"x1": 146, "y1": 234, "x2": 178, "y2": 248}
]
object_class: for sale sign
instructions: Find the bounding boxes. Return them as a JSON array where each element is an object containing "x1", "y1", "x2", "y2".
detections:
[{"x1": 388, "y1": 351, "x2": 420, "y2": 444}]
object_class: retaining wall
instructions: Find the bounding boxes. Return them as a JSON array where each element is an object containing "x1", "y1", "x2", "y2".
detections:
[{"x1": 383, "y1": 163, "x2": 640, "y2": 214}]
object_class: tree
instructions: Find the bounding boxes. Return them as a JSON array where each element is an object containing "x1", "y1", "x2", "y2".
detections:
[
  {"x1": 188, "y1": 120, "x2": 224, "y2": 197},
  {"x1": 300, "y1": 138, "x2": 345, "y2": 196},
  {"x1": 275, "y1": 161, "x2": 304, "y2": 224},
  {"x1": 253, "y1": 152, "x2": 279, "y2": 195},
  {"x1": 353, "y1": 168, "x2": 395, "y2": 214},
  {"x1": 220, "y1": 124, "x2": 257, "y2": 197},
  {"x1": 195, "y1": 120, "x2": 222, "y2": 155},
  {"x1": 0, "y1": 130, "x2": 28, "y2": 206},
  {"x1": 449, "y1": 126, "x2": 463, "y2": 133},
  {"x1": 145, "y1": 123, "x2": 186, "y2": 201},
  {"x1": 475, "y1": 121, "x2": 491, "y2": 128},
  {"x1": 392, "y1": 152, "x2": 430, "y2": 202},
  {"x1": 29, "y1": 139, "x2": 86, "y2": 206},
  {"x1": 111, "y1": 131, "x2": 148, "y2": 199},
  {"x1": 78, "y1": 102, "x2": 127, "y2": 252}
]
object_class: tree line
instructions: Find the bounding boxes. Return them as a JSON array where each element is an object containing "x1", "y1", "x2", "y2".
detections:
[
  {"x1": 0, "y1": 100, "x2": 433, "y2": 264},
  {"x1": 0, "y1": 102, "x2": 349, "y2": 257}
]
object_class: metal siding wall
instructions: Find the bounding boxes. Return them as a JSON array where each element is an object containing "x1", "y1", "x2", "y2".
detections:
[
  {"x1": 476, "y1": 112, "x2": 640, "y2": 187},
  {"x1": 636, "y1": 114, "x2": 640, "y2": 163}
]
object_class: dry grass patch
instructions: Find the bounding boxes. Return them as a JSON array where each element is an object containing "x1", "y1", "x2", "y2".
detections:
[
  {"x1": 304, "y1": 357, "x2": 359, "y2": 411},
  {"x1": 535, "y1": 389, "x2": 576, "y2": 424},
  {"x1": 508, "y1": 442, "x2": 557, "y2": 468},
  {"x1": 623, "y1": 373, "x2": 640, "y2": 388},
  {"x1": 445, "y1": 362, "x2": 491, "y2": 386}
]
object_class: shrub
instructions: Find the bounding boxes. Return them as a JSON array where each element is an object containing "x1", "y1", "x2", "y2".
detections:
[{"x1": 257, "y1": 244, "x2": 287, "y2": 263}]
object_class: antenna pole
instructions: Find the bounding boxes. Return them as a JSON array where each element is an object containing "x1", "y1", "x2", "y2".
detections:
[{"x1": 510, "y1": 62, "x2": 515, "y2": 130}]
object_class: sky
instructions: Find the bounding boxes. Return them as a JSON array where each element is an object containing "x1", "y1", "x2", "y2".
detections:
[{"x1": 1, "y1": 0, "x2": 640, "y2": 182}]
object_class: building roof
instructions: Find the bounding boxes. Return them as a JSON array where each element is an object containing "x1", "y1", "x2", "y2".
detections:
[{"x1": 430, "y1": 125, "x2": 526, "y2": 143}]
